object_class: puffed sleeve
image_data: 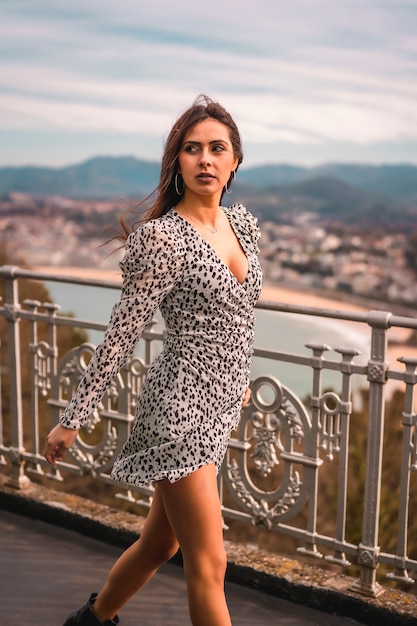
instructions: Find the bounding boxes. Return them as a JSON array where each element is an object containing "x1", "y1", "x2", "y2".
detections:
[
  {"x1": 227, "y1": 203, "x2": 261, "y2": 254},
  {"x1": 60, "y1": 218, "x2": 184, "y2": 429}
]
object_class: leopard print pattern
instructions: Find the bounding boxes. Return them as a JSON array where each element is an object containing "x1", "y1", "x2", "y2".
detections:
[{"x1": 60, "y1": 204, "x2": 263, "y2": 485}]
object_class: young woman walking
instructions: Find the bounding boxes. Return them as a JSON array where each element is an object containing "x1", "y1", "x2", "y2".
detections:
[{"x1": 44, "y1": 94, "x2": 263, "y2": 626}]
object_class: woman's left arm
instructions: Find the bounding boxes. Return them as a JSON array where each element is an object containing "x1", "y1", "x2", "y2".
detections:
[{"x1": 242, "y1": 387, "x2": 251, "y2": 408}]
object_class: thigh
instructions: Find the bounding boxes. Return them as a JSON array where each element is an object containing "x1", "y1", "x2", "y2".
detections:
[
  {"x1": 138, "y1": 484, "x2": 179, "y2": 559},
  {"x1": 157, "y1": 463, "x2": 224, "y2": 563}
]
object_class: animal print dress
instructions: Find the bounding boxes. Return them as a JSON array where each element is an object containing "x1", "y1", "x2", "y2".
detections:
[{"x1": 60, "y1": 204, "x2": 263, "y2": 486}]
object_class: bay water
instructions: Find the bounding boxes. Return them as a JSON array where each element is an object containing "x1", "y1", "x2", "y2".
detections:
[{"x1": 45, "y1": 280, "x2": 370, "y2": 400}]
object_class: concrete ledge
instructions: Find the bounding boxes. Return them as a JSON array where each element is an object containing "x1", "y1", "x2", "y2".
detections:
[{"x1": 1, "y1": 476, "x2": 416, "y2": 626}]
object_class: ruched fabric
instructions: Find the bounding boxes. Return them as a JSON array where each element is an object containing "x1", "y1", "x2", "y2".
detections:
[{"x1": 60, "y1": 204, "x2": 263, "y2": 485}]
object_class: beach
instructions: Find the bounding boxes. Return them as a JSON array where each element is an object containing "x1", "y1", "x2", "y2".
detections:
[
  {"x1": 34, "y1": 265, "x2": 417, "y2": 373},
  {"x1": 31, "y1": 265, "x2": 380, "y2": 313}
]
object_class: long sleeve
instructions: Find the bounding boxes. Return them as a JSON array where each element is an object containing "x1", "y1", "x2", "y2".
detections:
[{"x1": 60, "y1": 218, "x2": 184, "y2": 429}]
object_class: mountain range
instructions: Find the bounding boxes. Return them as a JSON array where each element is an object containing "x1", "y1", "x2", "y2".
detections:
[{"x1": 1, "y1": 156, "x2": 417, "y2": 226}]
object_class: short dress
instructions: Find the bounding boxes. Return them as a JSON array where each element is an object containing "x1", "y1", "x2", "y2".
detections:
[{"x1": 60, "y1": 203, "x2": 263, "y2": 486}]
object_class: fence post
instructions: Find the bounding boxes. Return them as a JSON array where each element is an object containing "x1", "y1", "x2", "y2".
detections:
[
  {"x1": 3, "y1": 266, "x2": 30, "y2": 488},
  {"x1": 351, "y1": 310, "x2": 392, "y2": 597}
]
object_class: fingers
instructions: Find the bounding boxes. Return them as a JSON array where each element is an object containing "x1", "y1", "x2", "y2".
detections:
[
  {"x1": 43, "y1": 441, "x2": 65, "y2": 465},
  {"x1": 43, "y1": 424, "x2": 78, "y2": 465},
  {"x1": 241, "y1": 387, "x2": 252, "y2": 408}
]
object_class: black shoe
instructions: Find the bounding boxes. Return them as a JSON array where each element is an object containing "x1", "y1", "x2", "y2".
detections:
[{"x1": 62, "y1": 593, "x2": 119, "y2": 625}]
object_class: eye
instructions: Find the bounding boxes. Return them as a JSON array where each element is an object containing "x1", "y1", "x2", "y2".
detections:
[
  {"x1": 183, "y1": 144, "x2": 199, "y2": 153},
  {"x1": 212, "y1": 144, "x2": 225, "y2": 152}
]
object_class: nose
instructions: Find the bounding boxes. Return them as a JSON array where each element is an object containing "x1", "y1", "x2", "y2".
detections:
[{"x1": 199, "y1": 148, "x2": 211, "y2": 167}]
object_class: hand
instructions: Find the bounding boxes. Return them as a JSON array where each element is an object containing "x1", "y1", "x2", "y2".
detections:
[
  {"x1": 242, "y1": 387, "x2": 252, "y2": 408},
  {"x1": 43, "y1": 424, "x2": 78, "y2": 465}
]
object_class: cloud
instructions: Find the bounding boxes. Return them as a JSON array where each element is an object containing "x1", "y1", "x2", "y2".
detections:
[
  {"x1": 0, "y1": 92, "x2": 176, "y2": 135},
  {"x1": 1, "y1": 0, "x2": 417, "y2": 165}
]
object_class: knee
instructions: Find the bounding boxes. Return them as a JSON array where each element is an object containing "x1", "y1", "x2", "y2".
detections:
[
  {"x1": 185, "y1": 545, "x2": 228, "y2": 585},
  {"x1": 211, "y1": 547, "x2": 228, "y2": 579},
  {"x1": 146, "y1": 534, "x2": 179, "y2": 566},
  {"x1": 158, "y1": 536, "x2": 180, "y2": 563}
]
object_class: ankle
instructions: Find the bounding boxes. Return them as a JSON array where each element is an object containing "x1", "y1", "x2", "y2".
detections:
[{"x1": 90, "y1": 598, "x2": 117, "y2": 625}]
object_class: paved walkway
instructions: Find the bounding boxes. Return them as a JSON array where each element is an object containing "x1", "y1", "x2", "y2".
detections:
[{"x1": 0, "y1": 509, "x2": 360, "y2": 626}]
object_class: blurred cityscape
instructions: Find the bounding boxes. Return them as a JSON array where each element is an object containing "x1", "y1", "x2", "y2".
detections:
[{"x1": 2, "y1": 190, "x2": 417, "y2": 308}]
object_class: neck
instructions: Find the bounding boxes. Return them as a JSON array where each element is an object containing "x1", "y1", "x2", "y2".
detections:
[
  {"x1": 175, "y1": 192, "x2": 222, "y2": 227},
  {"x1": 180, "y1": 189, "x2": 222, "y2": 211}
]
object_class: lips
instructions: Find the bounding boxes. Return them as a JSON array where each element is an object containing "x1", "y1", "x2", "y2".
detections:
[{"x1": 196, "y1": 173, "x2": 215, "y2": 180}]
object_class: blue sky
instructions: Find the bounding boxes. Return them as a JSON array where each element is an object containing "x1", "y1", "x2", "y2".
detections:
[{"x1": 1, "y1": 0, "x2": 417, "y2": 168}]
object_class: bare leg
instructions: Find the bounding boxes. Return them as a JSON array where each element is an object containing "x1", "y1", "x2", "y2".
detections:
[
  {"x1": 92, "y1": 485, "x2": 179, "y2": 621},
  {"x1": 158, "y1": 463, "x2": 232, "y2": 626}
]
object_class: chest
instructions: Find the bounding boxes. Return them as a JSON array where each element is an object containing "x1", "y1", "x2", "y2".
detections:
[{"x1": 207, "y1": 231, "x2": 248, "y2": 285}]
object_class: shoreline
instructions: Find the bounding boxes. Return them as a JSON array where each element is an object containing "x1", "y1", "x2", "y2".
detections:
[
  {"x1": 34, "y1": 264, "x2": 417, "y2": 354},
  {"x1": 31, "y1": 265, "x2": 381, "y2": 311},
  {"x1": 34, "y1": 265, "x2": 415, "y2": 331},
  {"x1": 34, "y1": 265, "x2": 124, "y2": 282},
  {"x1": 33, "y1": 265, "x2": 417, "y2": 400}
]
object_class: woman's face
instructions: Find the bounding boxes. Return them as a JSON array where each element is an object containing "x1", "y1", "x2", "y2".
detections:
[{"x1": 178, "y1": 118, "x2": 238, "y2": 200}]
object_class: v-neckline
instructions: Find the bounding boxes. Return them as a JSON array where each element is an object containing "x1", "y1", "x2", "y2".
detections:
[{"x1": 172, "y1": 208, "x2": 250, "y2": 287}]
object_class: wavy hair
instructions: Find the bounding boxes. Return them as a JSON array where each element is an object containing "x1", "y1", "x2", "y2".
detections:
[{"x1": 116, "y1": 95, "x2": 243, "y2": 240}]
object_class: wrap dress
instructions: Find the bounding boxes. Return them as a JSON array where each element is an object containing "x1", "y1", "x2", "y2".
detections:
[{"x1": 60, "y1": 203, "x2": 263, "y2": 485}]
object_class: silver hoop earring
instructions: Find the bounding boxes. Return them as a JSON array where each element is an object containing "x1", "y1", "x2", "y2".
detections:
[
  {"x1": 175, "y1": 171, "x2": 184, "y2": 195},
  {"x1": 225, "y1": 170, "x2": 236, "y2": 195}
]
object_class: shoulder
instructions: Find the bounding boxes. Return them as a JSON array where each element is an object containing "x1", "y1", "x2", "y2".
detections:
[
  {"x1": 224, "y1": 203, "x2": 261, "y2": 246},
  {"x1": 225, "y1": 203, "x2": 258, "y2": 223},
  {"x1": 120, "y1": 212, "x2": 184, "y2": 273},
  {"x1": 126, "y1": 212, "x2": 184, "y2": 254}
]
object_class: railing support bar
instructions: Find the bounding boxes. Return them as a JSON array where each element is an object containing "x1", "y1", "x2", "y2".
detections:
[
  {"x1": 351, "y1": 310, "x2": 391, "y2": 597},
  {"x1": 3, "y1": 266, "x2": 30, "y2": 488}
]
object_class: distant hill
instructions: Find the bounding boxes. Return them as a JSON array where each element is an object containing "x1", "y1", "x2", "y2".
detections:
[
  {"x1": 1, "y1": 156, "x2": 417, "y2": 227},
  {"x1": 1, "y1": 156, "x2": 417, "y2": 201},
  {"x1": 238, "y1": 162, "x2": 417, "y2": 203},
  {"x1": 229, "y1": 177, "x2": 414, "y2": 227},
  {"x1": 313, "y1": 163, "x2": 417, "y2": 202},
  {"x1": 0, "y1": 156, "x2": 160, "y2": 200}
]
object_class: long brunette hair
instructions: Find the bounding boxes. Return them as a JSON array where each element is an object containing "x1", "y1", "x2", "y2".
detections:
[{"x1": 117, "y1": 95, "x2": 243, "y2": 240}]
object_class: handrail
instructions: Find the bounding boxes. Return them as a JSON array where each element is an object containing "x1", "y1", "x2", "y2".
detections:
[{"x1": 1, "y1": 264, "x2": 417, "y2": 598}]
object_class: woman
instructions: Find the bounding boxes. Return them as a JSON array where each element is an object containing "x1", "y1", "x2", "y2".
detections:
[{"x1": 44, "y1": 95, "x2": 263, "y2": 626}]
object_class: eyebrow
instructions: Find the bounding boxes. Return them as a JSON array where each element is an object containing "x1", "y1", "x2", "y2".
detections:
[{"x1": 183, "y1": 139, "x2": 230, "y2": 146}]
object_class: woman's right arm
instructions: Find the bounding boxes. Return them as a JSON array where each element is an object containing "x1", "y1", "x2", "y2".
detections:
[
  {"x1": 57, "y1": 219, "x2": 184, "y2": 432},
  {"x1": 44, "y1": 423, "x2": 79, "y2": 465}
]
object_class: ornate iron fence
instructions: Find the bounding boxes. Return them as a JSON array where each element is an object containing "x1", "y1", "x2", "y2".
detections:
[{"x1": 1, "y1": 265, "x2": 417, "y2": 598}]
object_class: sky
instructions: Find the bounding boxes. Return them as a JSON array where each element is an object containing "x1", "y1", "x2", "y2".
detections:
[{"x1": 1, "y1": 0, "x2": 417, "y2": 169}]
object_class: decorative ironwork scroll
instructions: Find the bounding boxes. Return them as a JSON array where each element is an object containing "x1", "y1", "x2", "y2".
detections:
[{"x1": 224, "y1": 375, "x2": 320, "y2": 527}]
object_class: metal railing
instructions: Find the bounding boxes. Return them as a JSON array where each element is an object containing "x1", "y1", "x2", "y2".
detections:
[{"x1": 1, "y1": 264, "x2": 417, "y2": 598}]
